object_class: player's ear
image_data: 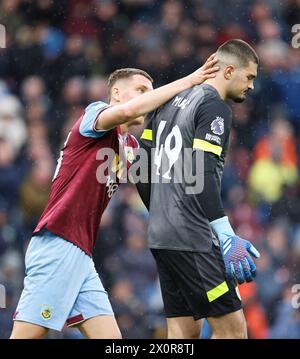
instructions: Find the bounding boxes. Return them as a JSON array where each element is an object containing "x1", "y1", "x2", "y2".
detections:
[
  {"x1": 224, "y1": 65, "x2": 235, "y2": 80},
  {"x1": 111, "y1": 86, "x2": 121, "y2": 102}
]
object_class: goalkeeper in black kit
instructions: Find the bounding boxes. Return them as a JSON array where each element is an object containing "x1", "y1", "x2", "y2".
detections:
[{"x1": 136, "y1": 39, "x2": 261, "y2": 339}]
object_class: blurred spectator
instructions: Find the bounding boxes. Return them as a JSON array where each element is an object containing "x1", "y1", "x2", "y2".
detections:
[
  {"x1": 282, "y1": 0, "x2": 300, "y2": 29},
  {"x1": 0, "y1": 95, "x2": 26, "y2": 154},
  {"x1": 56, "y1": 34, "x2": 90, "y2": 82},
  {"x1": 0, "y1": 0, "x2": 24, "y2": 38},
  {"x1": 254, "y1": 118, "x2": 298, "y2": 167},
  {"x1": 0, "y1": 286, "x2": 15, "y2": 339},
  {"x1": 110, "y1": 278, "x2": 151, "y2": 338},
  {"x1": 0, "y1": 200, "x2": 10, "y2": 256},
  {"x1": 270, "y1": 182, "x2": 300, "y2": 225},
  {"x1": 0, "y1": 139, "x2": 22, "y2": 207},
  {"x1": 255, "y1": 223, "x2": 292, "y2": 326},
  {"x1": 20, "y1": 0, "x2": 67, "y2": 28},
  {"x1": 249, "y1": 118, "x2": 298, "y2": 203},
  {"x1": 10, "y1": 25, "x2": 44, "y2": 83},
  {"x1": 19, "y1": 160, "x2": 53, "y2": 230},
  {"x1": 105, "y1": 231, "x2": 157, "y2": 295},
  {"x1": 84, "y1": 41, "x2": 106, "y2": 76},
  {"x1": 239, "y1": 282, "x2": 269, "y2": 339},
  {"x1": 51, "y1": 76, "x2": 85, "y2": 149},
  {"x1": 160, "y1": 0, "x2": 184, "y2": 34},
  {"x1": 21, "y1": 76, "x2": 49, "y2": 107},
  {"x1": 269, "y1": 286, "x2": 300, "y2": 339},
  {"x1": 86, "y1": 76, "x2": 107, "y2": 103}
]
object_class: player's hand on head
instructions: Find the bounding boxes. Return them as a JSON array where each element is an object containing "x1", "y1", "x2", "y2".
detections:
[
  {"x1": 188, "y1": 53, "x2": 219, "y2": 86},
  {"x1": 221, "y1": 235, "x2": 260, "y2": 284}
]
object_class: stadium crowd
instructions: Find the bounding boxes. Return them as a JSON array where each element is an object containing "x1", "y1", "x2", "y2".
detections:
[{"x1": 0, "y1": 0, "x2": 300, "y2": 339}]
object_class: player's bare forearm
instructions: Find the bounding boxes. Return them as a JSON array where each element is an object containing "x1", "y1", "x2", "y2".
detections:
[{"x1": 96, "y1": 54, "x2": 219, "y2": 131}]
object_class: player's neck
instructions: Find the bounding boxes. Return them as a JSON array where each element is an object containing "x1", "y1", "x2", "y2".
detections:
[
  {"x1": 204, "y1": 80, "x2": 227, "y2": 101},
  {"x1": 120, "y1": 123, "x2": 129, "y2": 135}
]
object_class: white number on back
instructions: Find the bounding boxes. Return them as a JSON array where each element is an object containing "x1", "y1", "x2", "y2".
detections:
[{"x1": 154, "y1": 121, "x2": 183, "y2": 179}]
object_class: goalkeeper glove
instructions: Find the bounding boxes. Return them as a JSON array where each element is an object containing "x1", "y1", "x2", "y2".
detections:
[{"x1": 210, "y1": 216, "x2": 260, "y2": 284}]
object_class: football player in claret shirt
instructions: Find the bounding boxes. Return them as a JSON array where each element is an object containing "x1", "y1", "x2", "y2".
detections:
[{"x1": 11, "y1": 57, "x2": 219, "y2": 339}]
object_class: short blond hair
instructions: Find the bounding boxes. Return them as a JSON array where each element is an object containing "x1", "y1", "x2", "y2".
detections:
[{"x1": 107, "y1": 68, "x2": 153, "y2": 100}]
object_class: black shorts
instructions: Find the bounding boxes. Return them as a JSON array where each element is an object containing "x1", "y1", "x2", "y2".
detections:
[{"x1": 151, "y1": 241, "x2": 242, "y2": 320}]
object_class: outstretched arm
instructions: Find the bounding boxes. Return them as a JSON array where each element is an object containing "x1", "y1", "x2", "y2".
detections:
[{"x1": 95, "y1": 54, "x2": 219, "y2": 131}]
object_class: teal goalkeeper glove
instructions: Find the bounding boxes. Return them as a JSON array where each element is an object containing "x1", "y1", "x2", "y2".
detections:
[{"x1": 210, "y1": 216, "x2": 260, "y2": 284}]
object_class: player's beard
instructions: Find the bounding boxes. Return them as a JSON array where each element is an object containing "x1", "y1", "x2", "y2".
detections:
[
  {"x1": 233, "y1": 90, "x2": 248, "y2": 103},
  {"x1": 233, "y1": 95, "x2": 246, "y2": 103}
]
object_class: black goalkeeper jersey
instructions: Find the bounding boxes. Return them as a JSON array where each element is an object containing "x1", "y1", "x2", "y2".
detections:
[{"x1": 140, "y1": 83, "x2": 232, "y2": 252}]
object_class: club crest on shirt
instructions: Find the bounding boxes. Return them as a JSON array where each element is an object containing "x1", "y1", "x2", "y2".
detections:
[
  {"x1": 124, "y1": 146, "x2": 135, "y2": 164},
  {"x1": 41, "y1": 305, "x2": 53, "y2": 320},
  {"x1": 211, "y1": 116, "x2": 224, "y2": 135}
]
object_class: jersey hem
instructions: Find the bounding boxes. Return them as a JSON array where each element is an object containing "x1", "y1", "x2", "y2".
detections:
[{"x1": 33, "y1": 226, "x2": 93, "y2": 257}]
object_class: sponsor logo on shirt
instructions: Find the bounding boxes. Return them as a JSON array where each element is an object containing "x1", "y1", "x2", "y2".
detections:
[{"x1": 205, "y1": 133, "x2": 221, "y2": 145}]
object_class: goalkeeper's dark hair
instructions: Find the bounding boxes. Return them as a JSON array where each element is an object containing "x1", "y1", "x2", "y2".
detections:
[
  {"x1": 217, "y1": 39, "x2": 259, "y2": 68},
  {"x1": 107, "y1": 68, "x2": 153, "y2": 101}
]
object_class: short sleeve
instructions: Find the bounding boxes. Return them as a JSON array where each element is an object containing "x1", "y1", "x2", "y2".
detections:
[
  {"x1": 79, "y1": 101, "x2": 110, "y2": 138},
  {"x1": 193, "y1": 98, "x2": 232, "y2": 157}
]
